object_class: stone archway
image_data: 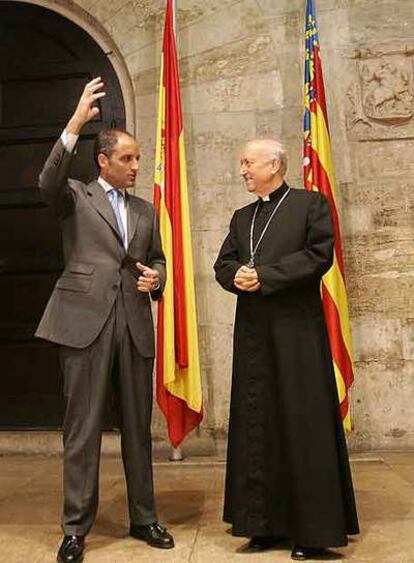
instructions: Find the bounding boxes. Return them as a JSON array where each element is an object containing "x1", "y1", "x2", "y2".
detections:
[{"x1": 12, "y1": 0, "x2": 136, "y2": 131}]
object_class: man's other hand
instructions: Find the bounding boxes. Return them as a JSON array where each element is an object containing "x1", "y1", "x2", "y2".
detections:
[
  {"x1": 136, "y1": 262, "x2": 160, "y2": 293},
  {"x1": 66, "y1": 77, "x2": 106, "y2": 135},
  {"x1": 234, "y1": 265, "x2": 260, "y2": 292}
]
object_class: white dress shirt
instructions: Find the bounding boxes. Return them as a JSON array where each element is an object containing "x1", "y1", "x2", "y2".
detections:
[{"x1": 97, "y1": 176, "x2": 128, "y2": 248}]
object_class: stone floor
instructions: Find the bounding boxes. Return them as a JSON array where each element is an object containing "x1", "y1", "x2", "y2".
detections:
[{"x1": 0, "y1": 453, "x2": 413, "y2": 563}]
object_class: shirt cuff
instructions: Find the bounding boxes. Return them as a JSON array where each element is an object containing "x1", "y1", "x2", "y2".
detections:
[{"x1": 61, "y1": 129, "x2": 79, "y2": 153}]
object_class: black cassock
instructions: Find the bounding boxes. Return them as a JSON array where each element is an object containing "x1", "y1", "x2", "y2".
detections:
[{"x1": 214, "y1": 183, "x2": 359, "y2": 548}]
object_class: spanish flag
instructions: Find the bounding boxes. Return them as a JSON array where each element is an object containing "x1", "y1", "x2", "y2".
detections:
[
  {"x1": 304, "y1": 0, "x2": 354, "y2": 431},
  {"x1": 153, "y1": 0, "x2": 203, "y2": 447}
]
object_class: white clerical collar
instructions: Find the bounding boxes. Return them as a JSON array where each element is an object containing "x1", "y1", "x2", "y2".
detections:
[
  {"x1": 258, "y1": 184, "x2": 286, "y2": 202},
  {"x1": 97, "y1": 176, "x2": 126, "y2": 198}
]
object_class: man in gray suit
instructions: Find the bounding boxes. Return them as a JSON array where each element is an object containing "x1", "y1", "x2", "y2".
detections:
[{"x1": 36, "y1": 77, "x2": 174, "y2": 563}]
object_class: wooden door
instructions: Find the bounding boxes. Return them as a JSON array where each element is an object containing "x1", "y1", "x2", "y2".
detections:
[{"x1": 0, "y1": 2, "x2": 126, "y2": 427}]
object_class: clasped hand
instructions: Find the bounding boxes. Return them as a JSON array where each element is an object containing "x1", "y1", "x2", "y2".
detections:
[
  {"x1": 136, "y1": 262, "x2": 160, "y2": 293},
  {"x1": 234, "y1": 265, "x2": 260, "y2": 292}
]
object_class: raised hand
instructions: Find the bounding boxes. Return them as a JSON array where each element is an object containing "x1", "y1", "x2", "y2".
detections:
[
  {"x1": 234, "y1": 265, "x2": 261, "y2": 292},
  {"x1": 136, "y1": 262, "x2": 160, "y2": 293},
  {"x1": 66, "y1": 77, "x2": 106, "y2": 135}
]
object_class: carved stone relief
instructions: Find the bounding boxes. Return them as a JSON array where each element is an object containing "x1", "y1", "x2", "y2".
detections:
[{"x1": 347, "y1": 47, "x2": 414, "y2": 140}]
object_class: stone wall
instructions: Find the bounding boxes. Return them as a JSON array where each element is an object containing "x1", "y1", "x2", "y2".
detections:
[{"x1": 40, "y1": 0, "x2": 414, "y2": 450}]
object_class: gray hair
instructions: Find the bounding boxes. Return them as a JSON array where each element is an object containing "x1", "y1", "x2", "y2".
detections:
[{"x1": 245, "y1": 139, "x2": 288, "y2": 175}]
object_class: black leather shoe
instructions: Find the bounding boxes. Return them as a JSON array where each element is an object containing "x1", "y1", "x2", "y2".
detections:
[
  {"x1": 130, "y1": 522, "x2": 174, "y2": 549},
  {"x1": 291, "y1": 546, "x2": 324, "y2": 560},
  {"x1": 57, "y1": 535, "x2": 84, "y2": 563},
  {"x1": 248, "y1": 536, "x2": 284, "y2": 550}
]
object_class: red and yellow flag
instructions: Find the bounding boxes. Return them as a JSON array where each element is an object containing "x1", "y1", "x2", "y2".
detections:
[
  {"x1": 304, "y1": 0, "x2": 354, "y2": 431},
  {"x1": 153, "y1": 0, "x2": 203, "y2": 447}
]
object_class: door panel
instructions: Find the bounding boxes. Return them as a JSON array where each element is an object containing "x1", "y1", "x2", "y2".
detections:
[{"x1": 0, "y1": 2, "x2": 126, "y2": 428}]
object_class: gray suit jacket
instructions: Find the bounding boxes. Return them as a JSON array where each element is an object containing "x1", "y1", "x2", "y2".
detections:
[{"x1": 35, "y1": 139, "x2": 166, "y2": 357}]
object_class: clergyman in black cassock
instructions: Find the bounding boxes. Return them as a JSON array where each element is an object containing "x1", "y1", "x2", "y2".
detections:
[{"x1": 214, "y1": 139, "x2": 359, "y2": 560}]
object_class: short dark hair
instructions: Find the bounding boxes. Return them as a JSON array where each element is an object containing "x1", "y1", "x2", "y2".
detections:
[{"x1": 93, "y1": 128, "x2": 136, "y2": 168}]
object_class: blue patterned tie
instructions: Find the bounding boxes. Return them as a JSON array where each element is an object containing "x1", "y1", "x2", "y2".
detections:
[{"x1": 107, "y1": 189, "x2": 126, "y2": 248}]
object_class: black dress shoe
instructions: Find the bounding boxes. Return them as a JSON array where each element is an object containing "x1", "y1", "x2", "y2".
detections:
[
  {"x1": 248, "y1": 536, "x2": 284, "y2": 550},
  {"x1": 291, "y1": 546, "x2": 324, "y2": 560},
  {"x1": 57, "y1": 535, "x2": 84, "y2": 563},
  {"x1": 130, "y1": 522, "x2": 174, "y2": 549}
]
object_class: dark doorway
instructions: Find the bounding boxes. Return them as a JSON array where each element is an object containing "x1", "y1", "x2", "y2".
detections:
[{"x1": 0, "y1": 2, "x2": 126, "y2": 427}]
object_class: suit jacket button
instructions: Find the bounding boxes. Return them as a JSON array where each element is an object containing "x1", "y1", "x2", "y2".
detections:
[{"x1": 112, "y1": 284, "x2": 118, "y2": 290}]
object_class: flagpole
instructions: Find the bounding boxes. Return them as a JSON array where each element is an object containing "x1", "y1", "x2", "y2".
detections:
[
  {"x1": 172, "y1": 0, "x2": 176, "y2": 34},
  {"x1": 168, "y1": 0, "x2": 184, "y2": 463}
]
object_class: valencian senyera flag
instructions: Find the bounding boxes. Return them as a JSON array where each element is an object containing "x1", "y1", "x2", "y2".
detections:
[
  {"x1": 153, "y1": 0, "x2": 203, "y2": 447},
  {"x1": 304, "y1": 0, "x2": 354, "y2": 431}
]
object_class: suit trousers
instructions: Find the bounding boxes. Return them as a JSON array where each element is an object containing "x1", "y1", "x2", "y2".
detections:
[{"x1": 59, "y1": 291, "x2": 157, "y2": 536}]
